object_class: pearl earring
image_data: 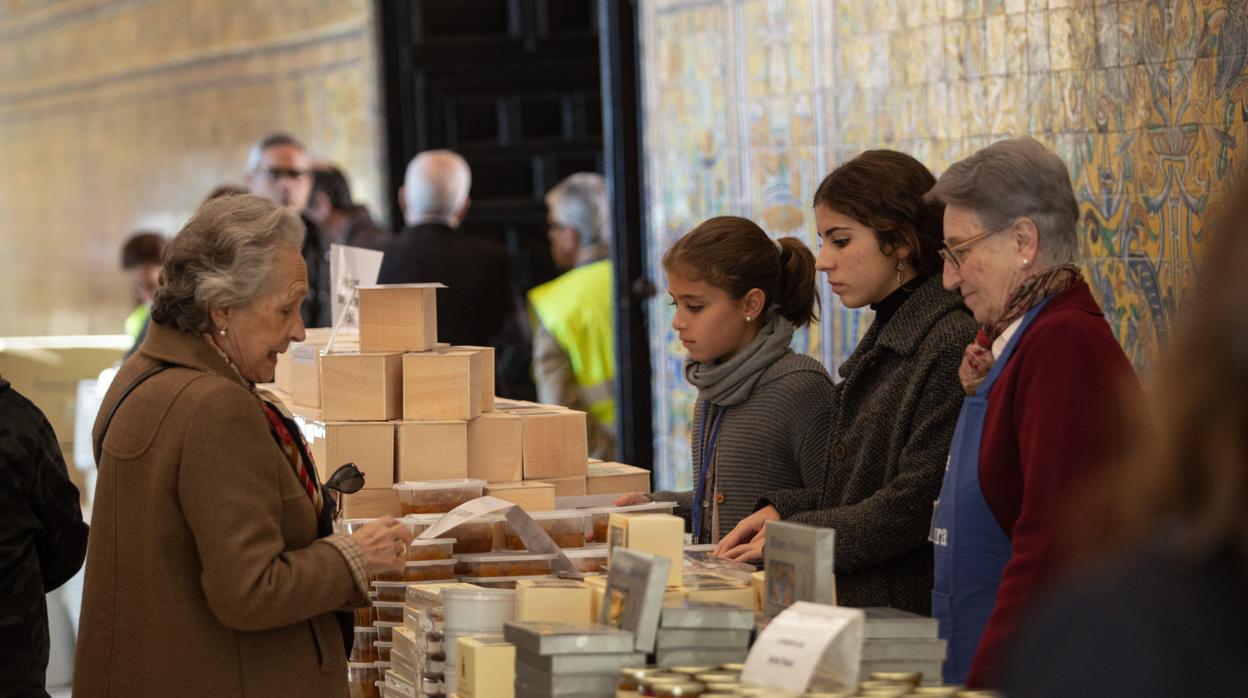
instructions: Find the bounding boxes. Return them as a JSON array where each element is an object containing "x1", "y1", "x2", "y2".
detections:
[
  {"x1": 745, "y1": 316, "x2": 752, "y2": 322},
  {"x1": 219, "y1": 328, "x2": 227, "y2": 336},
  {"x1": 1022, "y1": 258, "x2": 1030, "y2": 267}
]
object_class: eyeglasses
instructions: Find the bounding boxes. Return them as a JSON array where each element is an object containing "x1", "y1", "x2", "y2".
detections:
[
  {"x1": 938, "y1": 222, "x2": 1012, "y2": 270},
  {"x1": 257, "y1": 166, "x2": 311, "y2": 182},
  {"x1": 325, "y1": 462, "x2": 365, "y2": 520}
]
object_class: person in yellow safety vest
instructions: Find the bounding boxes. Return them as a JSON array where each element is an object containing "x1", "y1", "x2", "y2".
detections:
[{"x1": 529, "y1": 172, "x2": 617, "y2": 460}]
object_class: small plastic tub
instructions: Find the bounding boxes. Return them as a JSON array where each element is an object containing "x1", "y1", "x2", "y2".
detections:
[
  {"x1": 352, "y1": 626, "x2": 379, "y2": 661},
  {"x1": 375, "y1": 620, "x2": 401, "y2": 643},
  {"x1": 502, "y1": 510, "x2": 590, "y2": 549},
  {"x1": 586, "y1": 501, "x2": 678, "y2": 542},
  {"x1": 407, "y1": 514, "x2": 497, "y2": 554},
  {"x1": 403, "y1": 559, "x2": 459, "y2": 582},
  {"x1": 371, "y1": 581, "x2": 410, "y2": 602},
  {"x1": 374, "y1": 601, "x2": 405, "y2": 622},
  {"x1": 406, "y1": 538, "x2": 455, "y2": 561},
  {"x1": 563, "y1": 546, "x2": 609, "y2": 573},
  {"x1": 457, "y1": 574, "x2": 555, "y2": 589},
  {"x1": 455, "y1": 552, "x2": 557, "y2": 577},
  {"x1": 375, "y1": 640, "x2": 393, "y2": 662},
  {"x1": 348, "y1": 661, "x2": 380, "y2": 698},
  {"x1": 441, "y1": 587, "x2": 516, "y2": 631},
  {"x1": 393, "y1": 479, "x2": 486, "y2": 514},
  {"x1": 354, "y1": 601, "x2": 377, "y2": 627},
  {"x1": 374, "y1": 660, "x2": 391, "y2": 682}
]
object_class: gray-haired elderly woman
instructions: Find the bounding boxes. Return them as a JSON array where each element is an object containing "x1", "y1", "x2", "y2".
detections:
[
  {"x1": 74, "y1": 194, "x2": 413, "y2": 698},
  {"x1": 925, "y1": 138, "x2": 1141, "y2": 688}
]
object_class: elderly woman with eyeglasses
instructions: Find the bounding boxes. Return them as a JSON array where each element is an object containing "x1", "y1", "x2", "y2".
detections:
[
  {"x1": 74, "y1": 195, "x2": 413, "y2": 698},
  {"x1": 925, "y1": 138, "x2": 1141, "y2": 689}
]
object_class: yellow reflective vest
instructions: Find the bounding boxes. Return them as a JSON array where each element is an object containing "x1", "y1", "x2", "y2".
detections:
[{"x1": 527, "y1": 259, "x2": 617, "y2": 429}]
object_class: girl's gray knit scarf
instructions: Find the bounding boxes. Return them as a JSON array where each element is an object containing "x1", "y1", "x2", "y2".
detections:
[{"x1": 684, "y1": 315, "x2": 795, "y2": 407}]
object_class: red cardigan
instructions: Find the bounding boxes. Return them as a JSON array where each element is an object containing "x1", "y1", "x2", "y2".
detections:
[{"x1": 968, "y1": 281, "x2": 1141, "y2": 686}]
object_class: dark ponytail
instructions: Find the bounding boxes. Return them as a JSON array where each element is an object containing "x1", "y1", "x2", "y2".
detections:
[{"x1": 663, "y1": 216, "x2": 819, "y2": 328}]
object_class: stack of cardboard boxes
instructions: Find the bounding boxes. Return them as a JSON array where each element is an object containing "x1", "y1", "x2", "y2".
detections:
[{"x1": 265, "y1": 284, "x2": 649, "y2": 517}]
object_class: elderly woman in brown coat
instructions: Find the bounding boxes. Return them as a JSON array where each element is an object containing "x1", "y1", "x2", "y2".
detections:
[{"x1": 74, "y1": 195, "x2": 413, "y2": 697}]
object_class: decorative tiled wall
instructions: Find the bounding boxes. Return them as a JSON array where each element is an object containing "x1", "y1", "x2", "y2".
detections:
[
  {"x1": 640, "y1": 0, "x2": 1248, "y2": 489},
  {"x1": 0, "y1": 0, "x2": 383, "y2": 337}
]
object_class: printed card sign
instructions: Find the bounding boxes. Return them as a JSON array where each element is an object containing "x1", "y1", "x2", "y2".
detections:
[
  {"x1": 741, "y1": 602, "x2": 864, "y2": 693},
  {"x1": 330, "y1": 243, "x2": 384, "y2": 332}
]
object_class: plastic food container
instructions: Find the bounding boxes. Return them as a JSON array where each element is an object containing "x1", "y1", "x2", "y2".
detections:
[
  {"x1": 403, "y1": 559, "x2": 459, "y2": 582},
  {"x1": 374, "y1": 660, "x2": 391, "y2": 682},
  {"x1": 562, "y1": 546, "x2": 609, "y2": 573},
  {"x1": 393, "y1": 479, "x2": 486, "y2": 514},
  {"x1": 407, "y1": 514, "x2": 497, "y2": 554},
  {"x1": 371, "y1": 581, "x2": 410, "y2": 602},
  {"x1": 503, "y1": 510, "x2": 590, "y2": 549},
  {"x1": 352, "y1": 626, "x2": 379, "y2": 661},
  {"x1": 586, "y1": 501, "x2": 679, "y2": 542},
  {"x1": 354, "y1": 601, "x2": 377, "y2": 627},
  {"x1": 406, "y1": 537, "x2": 455, "y2": 561},
  {"x1": 441, "y1": 588, "x2": 516, "y2": 631},
  {"x1": 348, "y1": 661, "x2": 380, "y2": 698},
  {"x1": 375, "y1": 621, "x2": 401, "y2": 643},
  {"x1": 458, "y1": 574, "x2": 555, "y2": 589},
  {"x1": 375, "y1": 640, "x2": 393, "y2": 662},
  {"x1": 374, "y1": 601, "x2": 405, "y2": 622},
  {"x1": 455, "y1": 552, "x2": 557, "y2": 578}
]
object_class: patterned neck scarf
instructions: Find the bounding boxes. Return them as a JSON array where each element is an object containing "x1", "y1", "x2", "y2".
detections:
[
  {"x1": 959, "y1": 264, "x2": 1083, "y2": 395},
  {"x1": 199, "y1": 335, "x2": 324, "y2": 514},
  {"x1": 257, "y1": 395, "x2": 324, "y2": 515}
]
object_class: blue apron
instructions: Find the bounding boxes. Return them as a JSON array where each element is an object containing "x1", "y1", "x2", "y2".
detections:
[{"x1": 931, "y1": 298, "x2": 1050, "y2": 685}]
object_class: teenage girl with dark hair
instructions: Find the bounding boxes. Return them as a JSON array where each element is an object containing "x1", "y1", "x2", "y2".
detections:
[
  {"x1": 615, "y1": 215, "x2": 834, "y2": 544},
  {"x1": 714, "y1": 150, "x2": 975, "y2": 616}
]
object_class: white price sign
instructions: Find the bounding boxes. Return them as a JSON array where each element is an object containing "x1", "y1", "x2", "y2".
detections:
[{"x1": 741, "y1": 602, "x2": 864, "y2": 693}]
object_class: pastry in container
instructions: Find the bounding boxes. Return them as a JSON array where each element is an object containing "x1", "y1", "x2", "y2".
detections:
[
  {"x1": 502, "y1": 510, "x2": 590, "y2": 550},
  {"x1": 455, "y1": 552, "x2": 557, "y2": 578},
  {"x1": 393, "y1": 479, "x2": 486, "y2": 514}
]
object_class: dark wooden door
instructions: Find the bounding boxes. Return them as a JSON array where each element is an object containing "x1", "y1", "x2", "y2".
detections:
[{"x1": 377, "y1": 0, "x2": 603, "y2": 293}]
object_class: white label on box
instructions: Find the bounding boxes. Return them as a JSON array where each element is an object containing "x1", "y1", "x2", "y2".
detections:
[
  {"x1": 330, "y1": 243, "x2": 384, "y2": 331},
  {"x1": 741, "y1": 602, "x2": 864, "y2": 693}
]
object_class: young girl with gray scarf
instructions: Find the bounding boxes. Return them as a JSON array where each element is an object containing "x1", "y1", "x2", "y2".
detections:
[{"x1": 615, "y1": 216, "x2": 834, "y2": 544}]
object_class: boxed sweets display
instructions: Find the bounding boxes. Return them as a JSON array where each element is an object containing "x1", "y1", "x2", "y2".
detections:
[
  {"x1": 605, "y1": 513, "x2": 684, "y2": 588},
  {"x1": 859, "y1": 607, "x2": 946, "y2": 685},
  {"x1": 584, "y1": 501, "x2": 677, "y2": 544},
  {"x1": 514, "y1": 578, "x2": 594, "y2": 624},
  {"x1": 503, "y1": 621, "x2": 638, "y2": 698},
  {"x1": 762, "y1": 520, "x2": 836, "y2": 619}
]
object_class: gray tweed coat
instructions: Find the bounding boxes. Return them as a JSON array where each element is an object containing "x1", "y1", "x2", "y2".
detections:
[
  {"x1": 652, "y1": 351, "x2": 835, "y2": 542},
  {"x1": 763, "y1": 275, "x2": 975, "y2": 615}
]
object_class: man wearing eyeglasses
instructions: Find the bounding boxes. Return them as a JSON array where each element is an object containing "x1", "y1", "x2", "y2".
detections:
[{"x1": 245, "y1": 133, "x2": 332, "y2": 327}]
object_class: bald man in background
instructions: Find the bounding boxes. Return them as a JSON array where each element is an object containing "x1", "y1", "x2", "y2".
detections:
[{"x1": 378, "y1": 151, "x2": 529, "y2": 395}]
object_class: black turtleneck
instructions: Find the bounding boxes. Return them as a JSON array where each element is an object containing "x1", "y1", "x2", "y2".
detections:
[{"x1": 870, "y1": 283, "x2": 917, "y2": 328}]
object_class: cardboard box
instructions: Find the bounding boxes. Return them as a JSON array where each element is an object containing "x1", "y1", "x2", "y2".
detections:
[
  {"x1": 517, "y1": 410, "x2": 588, "y2": 480},
  {"x1": 319, "y1": 352, "x2": 403, "y2": 421},
  {"x1": 466, "y1": 412, "x2": 522, "y2": 482},
  {"x1": 396, "y1": 420, "x2": 469, "y2": 481},
  {"x1": 485, "y1": 481, "x2": 556, "y2": 511},
  {"x1": 300, "y1": 420, "x2": 394, "y2": 488},
  {"x1": 606, "y1": 513, "x2": 683, "y2": 588},
  {"x1": 445, "y1": 345, "x2": 495, "y2": 413},
  {"x1": 403, "y1": 351, "x2": 482, "y2": 421},
  {"x1": 542, "y1": 475, "x2": 587, "y2": 497},
  {"x1": 515, "y1": 579, "x2": 593, "y2": 624},
  {"x1": 358, "y1": 283, "x2": 443, "y2": 353},
  {"x1": 0, "y1": 336, "x2": 129, "y2": 440},
  {"x1": 586, "y1": 462, "x2": 650, "y2": 495},
  {"x1": 456, "y1": 635, "x2": 514, "y2": 698},
  {"x1": 284, "y1": 328, "x2": 359, "y2": 407},
  {"x1": 763, "y1": 520, "x2": 836, "y2": 618},
  {"x1": 339, "y1": 488, "x2": 401, "y2": 518}
]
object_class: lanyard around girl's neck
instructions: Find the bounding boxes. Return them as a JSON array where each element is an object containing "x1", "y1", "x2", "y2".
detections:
[{"x1": 692, "y1": 400, "x2": 728, "y2": 542}]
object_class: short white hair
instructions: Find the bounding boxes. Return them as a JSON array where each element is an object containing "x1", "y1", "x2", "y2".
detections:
[
  {"x1": 547, "y1": 172, "x2": 609, "y2": 249},
  {"x1": 403, "y1": 150, "x2": 472, "y2": 225}
]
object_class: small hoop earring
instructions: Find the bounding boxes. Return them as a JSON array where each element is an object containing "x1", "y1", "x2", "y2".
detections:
[{"x1": 896, "y1": 260, "x2": 904, "y2": 287}]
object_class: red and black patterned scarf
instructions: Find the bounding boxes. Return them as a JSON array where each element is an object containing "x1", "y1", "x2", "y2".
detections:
[
  {"x1": 959, "y1": 264, "x2": 1083, "y2": 395},
  {"x1": 257, "y1": 396, "x2": 324, "y2": 515}
]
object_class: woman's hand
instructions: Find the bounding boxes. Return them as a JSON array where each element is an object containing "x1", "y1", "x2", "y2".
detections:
[
  {"x1": 718, "y1": 532, "x2": 766, "y2": 562},
  {"x1": 613, "y1": 493, "x2": 650, "y2": 506},
  {"x1": 351, "y1": 516, "x2": 415, "y2": 578},
  {"x1": 714, "y1": 505, "x2": 780, "y2": 557}
]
